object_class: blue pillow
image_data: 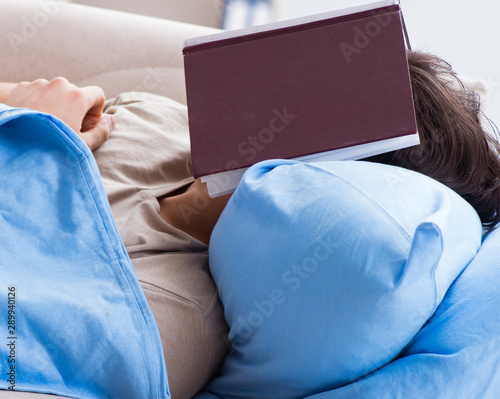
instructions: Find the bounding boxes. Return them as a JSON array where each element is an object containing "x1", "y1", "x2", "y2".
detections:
[{"x1": 198, "y1": 159, "x2": 482, "y2": 399}]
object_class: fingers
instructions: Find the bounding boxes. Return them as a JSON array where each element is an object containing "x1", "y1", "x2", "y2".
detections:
[
  {"x1": 80, "y1": 114, "x2": 116, "y2": 151},
  {"x1": 5, "y1": 77, "x2": 113, "y2": 151},
  {"x1": 80, "y1": 85, "x2": 106, "y2": 120},
  {"x1": 6, "y1": 78, "x2": 104, "y2": 133},
  {"x1": 78, "y1": 85, "x2": 107, "y2": 133},
  {"x1": 58, "y1": 81, "x2": 106, "y2": 131}
]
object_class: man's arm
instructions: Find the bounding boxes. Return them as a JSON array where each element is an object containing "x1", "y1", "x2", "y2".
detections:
[{"x1": 0, "y1": 82, "x2": 16, "y2": 103}]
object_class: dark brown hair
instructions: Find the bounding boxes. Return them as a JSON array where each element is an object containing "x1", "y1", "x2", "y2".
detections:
[{"x1": 368, "y1": 51, "x2": 500, "y2": 231}]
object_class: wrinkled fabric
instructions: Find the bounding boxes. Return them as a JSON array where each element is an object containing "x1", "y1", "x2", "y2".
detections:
[
  {"x1": 0, "y1": 104, "x2": 169, "y2": 398},
  {"x1": 199, "y1": 159, "x2": 482, "y2": 399},
  {"x1": 94, "y1": 92, "x2": 229, "y2": 399},
  {"x1": 303, "y1": 226, "x2": 500, "y2": 399}
]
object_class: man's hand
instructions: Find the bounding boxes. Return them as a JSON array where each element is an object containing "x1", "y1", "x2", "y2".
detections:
[
  {"x1": 0, "y1": 82, "x2": 17, "y2": 103},
  {"x1": 5, "y1": 78, "x2": 115, "y2": 150}
]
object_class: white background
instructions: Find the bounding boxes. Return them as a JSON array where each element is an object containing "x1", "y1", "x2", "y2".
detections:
[{"x1": 276, "y1": 0, "x2": 500, "y2": 126}]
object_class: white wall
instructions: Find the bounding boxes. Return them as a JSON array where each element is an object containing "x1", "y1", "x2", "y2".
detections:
[{"x1": 276, "y1": 0, "x2": 500, "y2": 126}]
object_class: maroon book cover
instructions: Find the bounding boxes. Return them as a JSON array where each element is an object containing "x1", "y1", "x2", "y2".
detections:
[{"x1": 183, "y1": 1, "x2": 417, "y2": 179}]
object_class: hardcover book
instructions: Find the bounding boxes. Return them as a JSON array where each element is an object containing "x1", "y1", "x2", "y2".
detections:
[{"x1": 183, "y1": 0, "x2": 418, "y2": 196}]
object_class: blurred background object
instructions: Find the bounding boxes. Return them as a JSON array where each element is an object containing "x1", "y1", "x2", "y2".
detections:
[{"x1": 222, "y1": 0, "x2": 273, "y2": 29}]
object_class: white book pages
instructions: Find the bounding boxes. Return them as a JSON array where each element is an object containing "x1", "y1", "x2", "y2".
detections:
[{"x1": 202, "y1": 131, "x2": 419, "y2": 198}]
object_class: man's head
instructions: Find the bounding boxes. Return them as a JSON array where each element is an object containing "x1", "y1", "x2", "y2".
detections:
[{"x1": 368, "y1": 51, "x2": 500, "y2": 230}]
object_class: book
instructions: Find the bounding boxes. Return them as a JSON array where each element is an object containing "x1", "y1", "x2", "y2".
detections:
[{"x1": 183, "y1": 0, "x2": 418, "y2": 197}]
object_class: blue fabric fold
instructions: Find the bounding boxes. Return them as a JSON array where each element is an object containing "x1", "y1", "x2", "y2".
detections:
[
  {"x1": 0, "y1": 104, "x2": 170, "y2": 398},
  {"x1": 303, "y1": 226, "x2": 500, "y2": 399}
]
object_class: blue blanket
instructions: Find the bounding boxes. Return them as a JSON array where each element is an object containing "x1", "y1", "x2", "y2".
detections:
[
  {"x1": 0, "y1": 105, "x2": 170, "y2": 398},
  {"x1": 304, "y1": 226, "x2": 500, "y2": 399}
]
